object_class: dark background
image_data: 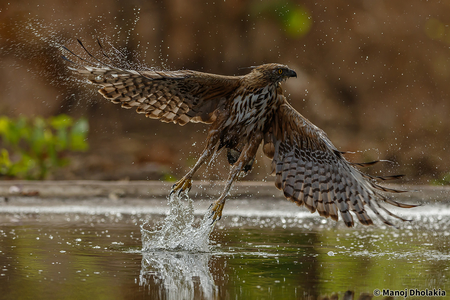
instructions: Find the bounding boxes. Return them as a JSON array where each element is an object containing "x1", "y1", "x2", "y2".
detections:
[{"x1": 1, "y1": 0, "x2": 449, "y2": 184}]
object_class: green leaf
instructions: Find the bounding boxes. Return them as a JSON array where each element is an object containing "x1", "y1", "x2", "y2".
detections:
[
  {"x1": 50, "y1": 114, "x2": 73, "y2": 129},
  {"x1": 0, "y1": 117, "x2": 10, "y2": 135},
  {"x1": 70, "y1": 118, "x2": 89, "y2": 151},
  {"x1": 0, "y1": 149, "x2": 12, "y2": 172}
]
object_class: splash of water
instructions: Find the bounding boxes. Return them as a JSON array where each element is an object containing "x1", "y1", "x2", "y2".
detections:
[
  {"x1": 139, "y1": 194, "x2": 217, "y2": 298},
  {"x1": 140, "y1": 193, "x2": 215, "y2": 252}
]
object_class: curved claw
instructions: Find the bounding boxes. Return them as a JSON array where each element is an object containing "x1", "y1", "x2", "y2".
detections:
[
  {"x1": 209, "y1": 199, "x2": 225, "y2": 223},
  {"x1": 170, "y1": 177, "x2": 192, "y2": 196}
]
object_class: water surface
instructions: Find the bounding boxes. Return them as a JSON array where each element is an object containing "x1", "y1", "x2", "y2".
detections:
[{"x1": 0, "y1": 197, "x2": 448, "y2": 299}]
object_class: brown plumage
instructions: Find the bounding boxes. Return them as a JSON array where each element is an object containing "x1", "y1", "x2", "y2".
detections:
[{"x1": 63, "y1": 40, "x2": 417, "y2": 227}]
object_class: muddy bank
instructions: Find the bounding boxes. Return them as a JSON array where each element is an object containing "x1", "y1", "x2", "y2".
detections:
[{"x1": 0, "y1": 180, "x2": 448, "y2": 204}]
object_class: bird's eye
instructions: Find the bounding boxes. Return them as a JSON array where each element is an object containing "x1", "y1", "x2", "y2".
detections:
[{"x1": 278, "y1": 69, "x2": 283, "y2": 74}]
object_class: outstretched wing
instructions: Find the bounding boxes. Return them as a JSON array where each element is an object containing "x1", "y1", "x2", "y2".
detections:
[
  {"x1": 263, "y1": 100, "x2": 416, "y2": 227},
  {"x1": 63, "y1": 43, "x2": 240, "y2": 125}
]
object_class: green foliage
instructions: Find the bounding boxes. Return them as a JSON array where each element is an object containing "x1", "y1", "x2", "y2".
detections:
[
  {"x1": 283, "y1": 6, "x2": 311, "y2": 38},
  {"x1": 252, "y1": 0, "x2": 312, "y2": 38},
  {"x1": 0, "y1": 115, "x2": 89, "y2": 179}
]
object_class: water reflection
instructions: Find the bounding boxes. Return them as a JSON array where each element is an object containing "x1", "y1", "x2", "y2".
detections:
[{"x1": 140, "y1": 251, "x2": 216, "y2": 299}]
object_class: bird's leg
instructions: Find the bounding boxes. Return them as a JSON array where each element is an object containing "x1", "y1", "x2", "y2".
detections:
[
  {"x1": 170, "y1": 148, "x2": 211, "y2": 195},
  {"x1": 208, "y1": 163, "x2": 242, "y2": 222},
  {"x1": 171, "y1": 130, "x2": 220, "y2": 195},
  {"x1": 210, "y1": 135, "x2": 262, "y2": 222}
]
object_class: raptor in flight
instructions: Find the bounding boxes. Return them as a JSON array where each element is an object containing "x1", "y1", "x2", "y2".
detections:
[{"x1": 63, "y1": 40, "x2": 416, "y2": 227}]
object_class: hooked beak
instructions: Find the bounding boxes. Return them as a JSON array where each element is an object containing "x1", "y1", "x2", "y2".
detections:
[{"x1": 287, "y1": 69, "x2": 297, "y2": 78}]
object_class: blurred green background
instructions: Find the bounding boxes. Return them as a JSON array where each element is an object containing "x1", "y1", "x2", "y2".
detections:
[{"x1": 0, "y1": 0, "x2": 449, "y2": 184}]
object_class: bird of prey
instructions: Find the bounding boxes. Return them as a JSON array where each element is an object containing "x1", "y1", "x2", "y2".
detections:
[{"x1": 62, "y1": 40, "x2": 416, "y2": 227}]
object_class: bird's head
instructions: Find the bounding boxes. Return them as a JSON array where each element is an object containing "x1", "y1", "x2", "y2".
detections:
[{"x1": 249, "y1": 63, "x2": 297, "y2": 84}]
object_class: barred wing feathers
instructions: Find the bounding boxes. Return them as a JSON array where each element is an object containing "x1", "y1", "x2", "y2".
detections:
[
  {"x1": 75, "y1": 66, "x2": 240, "y2": 125},
  {"x1": 264, "y1": 100, "x2": 416, "y2": 227}
]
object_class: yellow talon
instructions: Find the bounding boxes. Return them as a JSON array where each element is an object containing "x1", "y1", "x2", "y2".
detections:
[
  {"x1": 209, "y1": 199, "x2": 226, "y2": 222},
  {"x1": 170, "y1": 177, "x2": 192, "y2": 195}
]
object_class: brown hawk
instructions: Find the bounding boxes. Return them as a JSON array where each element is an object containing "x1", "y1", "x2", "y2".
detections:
[{"x1": 63, "y1": 40, "x2": 416, "y2": 227}]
